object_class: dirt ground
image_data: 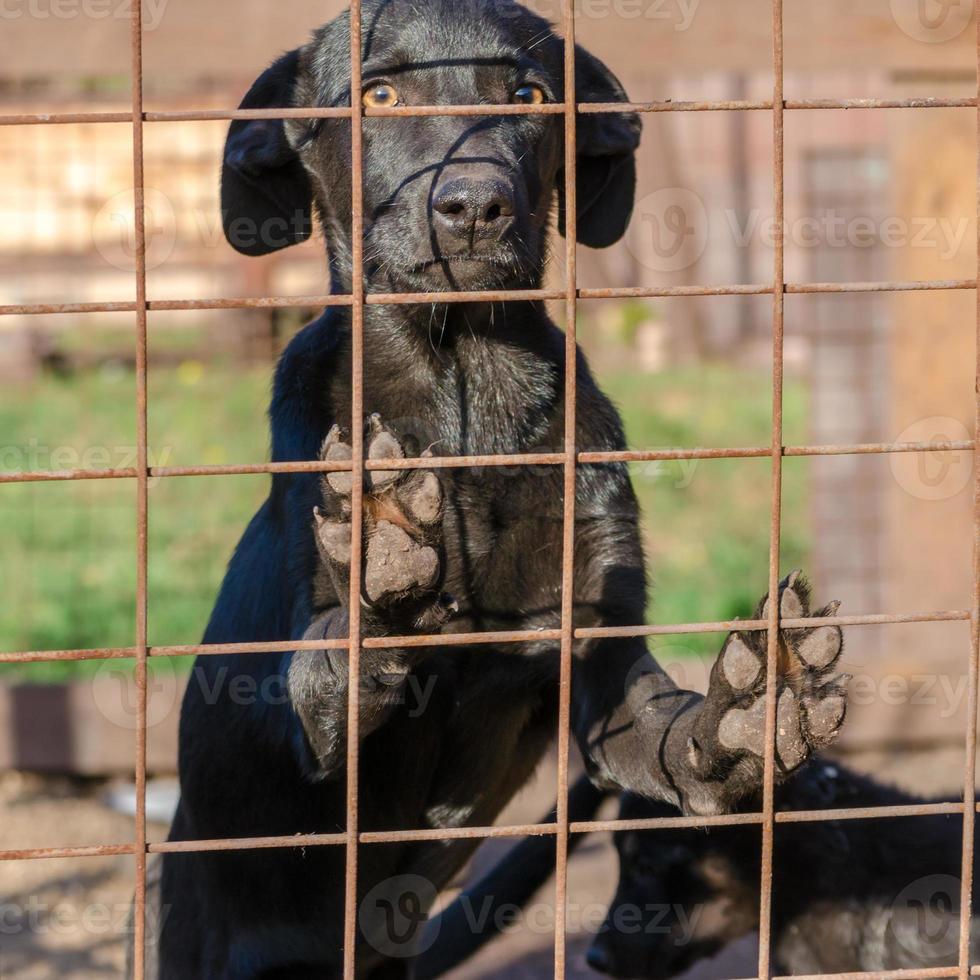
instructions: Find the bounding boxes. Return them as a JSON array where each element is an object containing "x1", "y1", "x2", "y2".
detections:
[
  {"x1": 0, "y1": 725, "x2": 970, "y2": 980},
  {"x1": 0, "y1": 772, "x2": 145, "y2": 979},
  {"x1": 0, "y1": 647, "x2": 971, "y2": 979}
]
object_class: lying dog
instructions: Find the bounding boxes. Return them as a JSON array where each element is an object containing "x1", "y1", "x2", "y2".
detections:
[
  {"x1": 423, "y1": 763, "x2": 974, "y2": 979},
  {"x1": 589, "y1": 763, "x2": 977, "y2": 978},
  {"x1": 152, "y1": 2, "x2": 849, "y2": 977}
]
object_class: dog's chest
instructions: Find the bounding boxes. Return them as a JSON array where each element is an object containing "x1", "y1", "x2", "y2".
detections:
[
  {"x1": 438, "y1": 463, "x2": 565, "y2": 625},
  {"x1": 365, "y1": 331, "x2": 560, "y2": 457},
  {"x1": 365, "y1": 340, "x2": 566, "y2": 616},
  {"x1": 392, "y1": 654, "x2": 556, "y2": 886}
]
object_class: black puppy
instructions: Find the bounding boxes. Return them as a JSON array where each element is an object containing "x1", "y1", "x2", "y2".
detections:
[
  {"x1": 154, "y1": 2, "x2": 849, "y2": 977},
  {"x1": 587, "y1": 763, "x2": 977, "y2": 978},
  {"x1": 424, "y1": 765, "x2": 975, "y2": 979}
]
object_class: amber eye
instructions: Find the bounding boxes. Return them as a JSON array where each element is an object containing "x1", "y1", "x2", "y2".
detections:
[
  {"x1": 512, "y1": 83, "x2": 546, "y2": 105},
  {"x1": 362, "y1": 83, "x2": 399, "y2": 108}
]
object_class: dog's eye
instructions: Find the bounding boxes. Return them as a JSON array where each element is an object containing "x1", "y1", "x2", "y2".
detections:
[
  {"x1": 512, "y1": 84, "x2": 546, "y2": 105},
  {"x1": 363, "y1": 83, "x2": 399, "y2": 108}
]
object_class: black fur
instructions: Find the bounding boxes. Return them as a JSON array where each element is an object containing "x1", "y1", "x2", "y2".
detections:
[
  {"x1": 590, "y1": 764, "x2": 977, "y2": 978},
  {"x1": 425, "y1": 767, "x2": 976, "y2": 979},
  {"x1": 415, "y1": 776, "x2": 608, "y2": 979},
  {"x1": 153, "y1": 3, "x2": 847, "y2": 977}
]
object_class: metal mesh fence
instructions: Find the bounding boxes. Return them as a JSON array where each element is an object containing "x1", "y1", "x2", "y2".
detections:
[{"x1": 0, "y1": 1, "x2": 978, "y2": 978}]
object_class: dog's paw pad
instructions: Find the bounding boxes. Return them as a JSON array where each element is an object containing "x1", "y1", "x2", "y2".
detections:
[
  {"x1": 718, "y1": 697, "x2": 766, "y2": 756},
  {"x1": 323, "y1": 425, "x2": 353, "y2": 495},
  {"x1": 316, "y1": 415, "x2": 449, "y2": 627},
  {"x1": 364, "y1": 521, "x2": 439, "y2": 604},
  {"x1": 698, "y1": 572, "x2": 849, "y2": 785},
  {"x1": 796, "y1": 624, "x2": 843, "y2": 670},
  {"x1": 367, "y1": 414, "x2": 405, "y2": 489},
  {"x1": 314, "y1": 507, "x2": 352, "y2": 565},
  {"x1": 803, "y1": 685, "x2": 848, "y2": 744},
  {"x1": 762, "y1": 569, "x2": 808, "y2": 621},
  {"x1": 776, "y1": 688, "x2": 807, "y2": 769},
  {"x1": 721, "y1": 634, "x2": 760, "y2": 691},
  {"x1": 404, "y1": 472, "x2": 443, "y2": 526},
  {"x1": 402, "y1": 471, "x2": 443, "y2": 524},
  {"x1": 717, "y1": 684, "x2": 809, "y2": 769}
]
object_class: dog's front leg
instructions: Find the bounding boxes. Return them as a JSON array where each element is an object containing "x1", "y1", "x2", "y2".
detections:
[
  {"x1": 288, "y1": 608, "x2": 422, "y2": 778},
  {"x1": 290, "y1": 416, "x2": 454, "y2": 778},
  {"x1": 574, "y1": 573, "x2": 848, "y2": 816}
]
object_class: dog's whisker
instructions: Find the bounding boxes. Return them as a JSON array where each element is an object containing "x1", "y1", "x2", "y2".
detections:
[
  {"x1": 440, "y1": 305, "x2": 450, "y2": 345},
  {"x1": 522, "y1": 27, "x2": 553, "y2": 53}
]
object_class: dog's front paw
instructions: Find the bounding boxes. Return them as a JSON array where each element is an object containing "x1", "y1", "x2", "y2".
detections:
[
  {"x1": 683, "y1": 571, "x2": 848, "y2": 811},
  {"x1": 315, "y1": 415, "x2": 455, "y2": 632}
]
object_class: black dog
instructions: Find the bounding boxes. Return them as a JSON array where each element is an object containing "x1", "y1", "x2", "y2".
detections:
[
  {"x1": 423, "y1": 764, "x2": 975, "y2": 979},
  {"x1": 153, "y1": 2, "x2": 849, "y2": 977},
  {"x1": 589, "y1": 765, "x2": 977, "y2": 978}
]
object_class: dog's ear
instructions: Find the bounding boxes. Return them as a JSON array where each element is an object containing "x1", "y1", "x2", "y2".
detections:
[
  {"x1": 221, "y1": 49, "x2": 314, "y2": 256},
  {"x1": 557, "y1": 47, "x2": 641, "y2": 249}
]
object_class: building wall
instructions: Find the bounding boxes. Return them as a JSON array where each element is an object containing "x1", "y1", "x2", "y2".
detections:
[{"x1": 888, "y1": 100, "x2": 977, "y2": 659}]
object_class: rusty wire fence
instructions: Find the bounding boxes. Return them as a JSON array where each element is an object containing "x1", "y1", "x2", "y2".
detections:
[{"x1": 0, "y1": 0, "x2": 978, "y2": 979}]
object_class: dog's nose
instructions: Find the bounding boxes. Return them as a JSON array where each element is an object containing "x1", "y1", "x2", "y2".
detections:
[{"x1": 432, "y1": 178, "x2": 515, "y2": 241}]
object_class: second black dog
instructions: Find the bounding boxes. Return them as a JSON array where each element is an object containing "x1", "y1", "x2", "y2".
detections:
[{"x1": 423, "y1": 763, "x2": 976, "y2": 979}]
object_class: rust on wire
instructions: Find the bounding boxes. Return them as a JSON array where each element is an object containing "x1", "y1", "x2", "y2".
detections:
[
  {"x1": 958, "y1": 3, "x2": 980, "y2": 976},
  {"x1": 1, "y1": 441, "x2": 974, "y2": 487},
  {"x1": 777, "y1": 970, "x2": 960, "y2": 980},
  {"x1": 344, "y1": 3, "x2": 366, "y2": 976},
  {"x1": 1, "y1": 4, "x2": 977, "y2": 980},
  {"x1": 9, "y1": 278, "x2": 980, "y2": 319},
  {"x1": 0, "y1": 843, "x2": 138, "y2": 862},
  {"x1": 127, "y1": 0, "x2": 150, "y2": 974},
  {"x1": 6, "y1": 94, "x2": 980, "y2": 128},
  {"x1": 2, "y1": 797, "x2": 973, "y2": 865},
  {"x1": 553, "y1": 0, "x2": 578, "y2": 975},
  {"x1": 0, "y1": 608, "x2": 972, "y2": 666},
  {"x1": 757, "y1": 0, "x2": 786, "y2": 975}
]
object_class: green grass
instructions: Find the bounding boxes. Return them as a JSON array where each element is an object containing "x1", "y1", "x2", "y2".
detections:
[
  {"x1": 0, "y1": 355, "x2": 808, "y2": 678},
  {"x1": 607, "y1": 364, "x2": 808, "y2": 654},
  {"x1": 0, "y1": 358, "x2": 270, "y2": 680}
]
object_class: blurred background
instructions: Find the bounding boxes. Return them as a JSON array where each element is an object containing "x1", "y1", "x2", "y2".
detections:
[{"x1": 0, "y1": 0, "x2": 978, "y2": 976}]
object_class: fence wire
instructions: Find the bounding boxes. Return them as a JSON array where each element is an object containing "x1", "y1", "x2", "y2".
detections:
[{"x1": 0, "y1": 1, "x2": 977, "y2": 978}]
